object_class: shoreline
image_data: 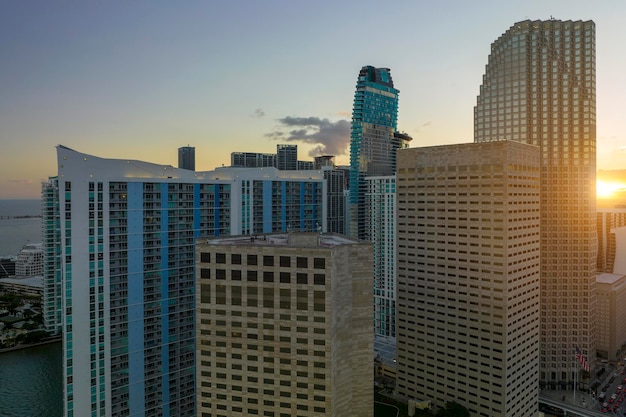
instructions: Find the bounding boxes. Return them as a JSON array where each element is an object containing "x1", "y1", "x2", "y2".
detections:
[{"x1": 0, "y1": 336, "x2": 61, "y2": 354}]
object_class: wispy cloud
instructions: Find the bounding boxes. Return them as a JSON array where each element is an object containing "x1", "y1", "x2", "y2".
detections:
[
  {"x1": 265, "y1": 116, "x2": 350, "y2": 157},
  {"x1": 251, "y1": 108, "x2": 265, "y2": 118},
  {"x1": 8, "y1": 179, "x2": 33, "y2": 184}
]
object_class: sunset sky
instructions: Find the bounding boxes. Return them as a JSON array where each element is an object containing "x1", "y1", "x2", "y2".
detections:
[{"x1": 1, "y1": 0, "x2": 625, "y2": 199}]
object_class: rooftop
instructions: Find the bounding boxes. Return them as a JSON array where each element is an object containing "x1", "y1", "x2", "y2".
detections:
[{"x1": 202, "y1": 232, "x2": 359, "y2": 248}]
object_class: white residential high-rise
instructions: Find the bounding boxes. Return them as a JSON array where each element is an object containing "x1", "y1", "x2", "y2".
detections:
[
  {"x1": 196, "y1": 233, "x2": 373, "y2": 417},
  {"x1": 395, "y1": 141, "x2": 541, "y2": 417},
  {"x1": 474, "y1": 19, "x2": 597, "y2": 389}
]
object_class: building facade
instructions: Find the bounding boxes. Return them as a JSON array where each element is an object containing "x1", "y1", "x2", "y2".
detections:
[
  {"x1": 474, "y1": 19, "x2": 597, "y2": 388},
  {"x1": 276, "y1": 144, "x2": 297, "y2": 171},
  {"x1": 15, "y1": 243, "x2": 43, "y2": 277},
  {"x1": 365, "y1": 175, "x2": 396, "y2": 337},
  {"x1": 178, "y1": 146, "x2": 195, "y2": 171},
  {"x1": 231, "y1": 152, "x2": 276, "y2": 168},
  {"x1": 42, "y1": 176, "x2": 62, "y2": 334},
  {"x1": 196, "y1": 233, "x2": 373, "y2": 417},
  {"x1": 395, "y1": 141, "x2": 541, "y2": 417},
  {"x1": 54, "y1": 146, "x2": 326, "y2": 417},
  {"x1": 597, "y1": 209, "x2": 626, "y2": 273},
  {"x1": 595, "y1": 273, "x2": 626, "y2": 361},
  {"x1": 349, "y1": 66, "x2": 410, "y2": 240}
]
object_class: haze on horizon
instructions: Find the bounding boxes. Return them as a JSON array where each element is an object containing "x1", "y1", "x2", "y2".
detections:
[{"x1": 1, "y1": 0, "x2": 625, "y2": 199}]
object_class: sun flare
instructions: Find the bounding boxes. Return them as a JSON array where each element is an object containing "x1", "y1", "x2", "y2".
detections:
[{"x1": 597, "y1": 180, "x2": 626, "y2": 198}]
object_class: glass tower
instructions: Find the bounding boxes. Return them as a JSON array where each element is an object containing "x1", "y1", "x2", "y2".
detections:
[
  {"x1": 349, "y1": 66, "x2": 407, "y2": 240},
  {"x1": 474, "y1": 19, "x2": 597, "y2": 389}
]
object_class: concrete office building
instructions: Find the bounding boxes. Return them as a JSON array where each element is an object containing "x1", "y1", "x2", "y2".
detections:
[
  {"x1": 231, "y1": 152, "x2": 276, "y2": 168},
  {"x1": 395, "y1": 141, "x2": 541, "y2": 417},
  {"x1": 196, "y1": 232, "x2": 373, "y2": 417},
  {"x1": 365, "y1": 175, "x2": 396, "y2": 337},
  {"x1": 53, "y1": 146, "x2": 326, "y2": 417},
  {"x1": 596, "y1": 273, "x2": 626, "y2": 361},
  {"x1": 474, "y1": 19, "x2": 597, "y2": 388}
]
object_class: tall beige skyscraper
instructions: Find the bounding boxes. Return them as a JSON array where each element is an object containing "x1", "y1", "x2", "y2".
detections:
[
  {"x1": 474, "y1": 19, "x2": 597, "y2": 389},
  {"x1": 395, "y1": 141, "x2": 541, "y2": 416},
  {"x1": 196, "y1": 233, "x2": 373, "y2": 417}
]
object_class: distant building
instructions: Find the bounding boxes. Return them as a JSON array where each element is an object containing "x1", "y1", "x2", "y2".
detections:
[
  {"x1": 596, "y1": 272, "x2": 626, "y2": 362},
  {"x1": 196, "y1": 232, "x2": 374, "y2": 417},
  {"x1": 0, "y1": 257, "x2": 16, "y2": 278},
  {"x1": 277, "y1": 144, "x2": 297, "y2": 170},
  {"x1": 395, "y1": 141, "x2": 541, "y2": 417},
  {"x1": 231, "y1": 151, "x2": 276, "y2": 168},
  {"x1": 597, "y1": 209, "x2": 626, "y2": 273},
  {"x1": 178, "y1": 146, "x2": 195, "y2": 170},
  {"x1": 349, "y1": 66, "x2": 411, "y2": 240},
  {"x1": 15, "y1": 243, "x2": 43, "y2": 277},
  {"x1": 0, "y1": 276, "x2": 43, "y2": 297}
]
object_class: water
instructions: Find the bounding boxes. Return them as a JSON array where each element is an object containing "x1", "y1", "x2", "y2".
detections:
[
  {"x1": 0, "y1": 199, "x2": 62, "y2": 417},
  {"x1": 0, "y1": 342, "x2": 63, "y2": 417},
  {"x1": 0, "y1": 199, "x2": 42, "y2": 256}
]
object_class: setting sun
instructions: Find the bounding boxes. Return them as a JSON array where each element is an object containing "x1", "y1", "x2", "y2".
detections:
[{"x1": 597, "y1": 180, "x2": 626, "y2": 198}]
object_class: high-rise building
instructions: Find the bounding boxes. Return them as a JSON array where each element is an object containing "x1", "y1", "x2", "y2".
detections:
[
  {"x1": 196, "y1": 232, "x2": 374, "y2": 417},
  {"x1": 395, "y1": 141, "x2": 541, "y2": 417},
  {"x1": 595, "y1": 272, "x2": 626, "y2": 362},
  {"x1": 178, "y1": 146, "x2": 195, "y2": 171},
  {"x1": 42, "y1": 176, "x2": 62, "y2": 334},
  {"x1": 474, "y1": 19, "x2": 597, "y2": 389},
  {"x1": 597, "y1": 209, "x2": 626, "y2": 273},
  {"x1": 53, "y1": 146, "x2": 326, "y2": 417},
  {"x1": 277, "y1": 144, "x2": 298, "y2": 171},
  {"x1": 231, "y1": 151, "x2": 276, "y2": 168},
  {"x1": 349, "y1": 66, "x2": 410, "y2": 240},
  {"x1": 365, "y1": 175, "x2": 396, "y2": 337}
]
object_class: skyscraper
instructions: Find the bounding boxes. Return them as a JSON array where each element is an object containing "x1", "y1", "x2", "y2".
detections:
[
  {"x1": 53, "y1": 146, "x2": 327, "y2": 417},
  {"x1": 42, "y1": 176, "x2": 62, "y2": 334},
  {"x1": 196, "y1": 232, "x2": 374, "y2": 417},
  {"x1": 276, "y1": 144, "x2": 298, "y2": 170},
  {"x1": 395, "y1": 141, "x2": 541, "y2": 416},
  {"x1": 349, "y1": 66, "x2": 410, "y2": 240},
  {"x1": 474, "y1": 19, "x2": 597, "y2": 389},
  {"x1": 178, "y1": 146, "x2": 195, "y2": 170}
]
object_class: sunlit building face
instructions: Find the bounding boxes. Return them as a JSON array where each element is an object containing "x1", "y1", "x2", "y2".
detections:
[{"x1": 474, "y1": 19, "x2": 597, "y2": 389}]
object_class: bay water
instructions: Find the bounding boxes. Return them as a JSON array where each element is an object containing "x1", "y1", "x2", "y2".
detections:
[{"x1": 0, "y1": 199, "x2": 63, "y2": 417}]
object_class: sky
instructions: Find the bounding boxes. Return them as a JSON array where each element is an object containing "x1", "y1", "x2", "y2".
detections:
[{"x1": 1, "y1": 0, "x2": 625, "y2": 199}]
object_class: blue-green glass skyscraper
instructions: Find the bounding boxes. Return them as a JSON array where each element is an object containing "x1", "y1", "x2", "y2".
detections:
[{"x1": 349, "y1": 66, "x2": 408, "y2": 240}]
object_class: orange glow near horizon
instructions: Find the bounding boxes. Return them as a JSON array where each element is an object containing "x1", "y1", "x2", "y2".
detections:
[{"x1": 597, "y1": 180, "x2": 626, "y2": 198}]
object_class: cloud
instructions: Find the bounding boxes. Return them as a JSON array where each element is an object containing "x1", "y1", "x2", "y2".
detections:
[
  {"x1": 265, "y1": 116, "x2": 350, "y2": 157},
  {"x1": 8, "y1": 179, "x2": 33, "y2": 184},
  {"x1": 251, "y1": 108, "x2": 265, "y2": 118}
]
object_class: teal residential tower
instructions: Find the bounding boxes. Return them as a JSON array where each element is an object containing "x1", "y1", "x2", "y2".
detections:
[{"x1": 349, "y1": 66, "x2": 409, "y2": 240}]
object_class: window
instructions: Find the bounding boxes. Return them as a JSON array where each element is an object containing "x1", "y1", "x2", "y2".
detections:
[
  {"x1": 263, "y1": 256, "x2": 274, "y2": 267},
  {"x1": 216, "y1": 269, "x2": 226, "y2": 280},
  {"x1": 297, "y1": 273, "x2": 307, "y2": 284},
  {"x1": 247, "y1": 271, "x2": 258, "y2": 282},
  {"x1": 232, "y1": 270, "x2": 242, "y2": 280},
  {"x1": 280, "y1": 272, "x2": 290, "y2": 283},
  {"x1": 200, "y1": 252, "x2": 211, "y2": 263},
  {"x1": 216, "y1": 253, "x2": 226, "y2": 264},
  {"x1": 279, "y1": 256, "x2": 291, "y2": 267},
  {"x1": 313, "y1": 274, "x2": 325, "y2": 285},
  {"x1": 296, "y1": 257, "x2": 308, "y2": 268},
  {"x1": 247, "y1": 255, "x2": 258, "y2": 265},
  {"x1": 263, "y1": 271, "x2": 274, "y2": 283},
  {"x1": 313, "y1": 258, "x2": 325, "y2": 269},
  {"x1": 231, "y1": 254, "x2": 241, "y2": 264},
  {"x1": 200, "y1": 269, "x2": 211, "y2": 279}
]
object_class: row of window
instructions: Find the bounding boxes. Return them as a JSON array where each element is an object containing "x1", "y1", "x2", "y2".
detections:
[{"x1": 200, "y1": 252, "x2": 326, "y2": 269}]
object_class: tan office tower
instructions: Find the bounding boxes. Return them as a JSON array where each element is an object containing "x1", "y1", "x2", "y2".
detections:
[
  {"x1": 395, "y1": 141, "x2": 540, "y2": 417},
  {"x1": 474, "y1": 19, "x2": 597, "y2": 389},
  {"x1": 196, "y1": 233, "x2": 373, "y2": 417}
]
